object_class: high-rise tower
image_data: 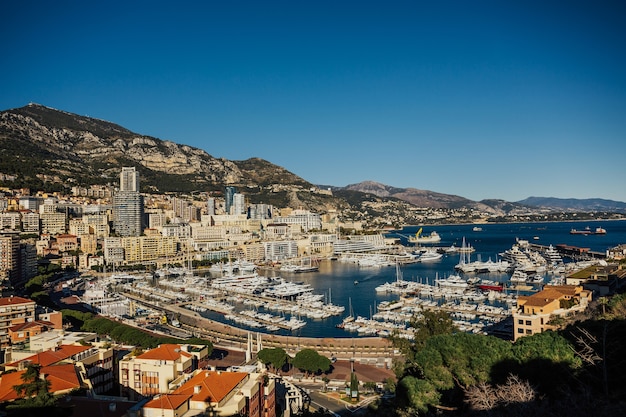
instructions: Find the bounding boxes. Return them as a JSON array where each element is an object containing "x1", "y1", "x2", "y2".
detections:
[
  {"x1": 225, "y1": 186, "x2": 236, "y2": 215},
  {"x1": 113, "y1": 167, "x2": 144, "y2": 237},
  {"x1": 120, "y1": 167, "x2": 140, "y2": 192}
]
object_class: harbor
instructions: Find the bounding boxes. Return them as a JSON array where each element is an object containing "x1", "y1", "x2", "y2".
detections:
[{"x1": 81, "y1": 220, "x2": 625, "y2": 342}]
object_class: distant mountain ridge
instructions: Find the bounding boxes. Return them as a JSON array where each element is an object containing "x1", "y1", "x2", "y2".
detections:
[
  {"x1": 0, "y1": 103, "x2": 623, "y2": 215},
  {"x1": 517, "y1": 196, "x2": 626, "y2": 213}
]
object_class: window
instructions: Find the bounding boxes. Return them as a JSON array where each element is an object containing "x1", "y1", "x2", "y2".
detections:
[
  {"x1": 526, "y1": 329, "x2": 532, "y2": 334},
  {"x1": 525, "y1": 320, "x2": 531, "y2": 326},
  {"x1": 518, "y1": 319, "x2": 523, "y2": 325},
  {"x1": 517, "y1": 328, "x2": 524, "y2": 333}
]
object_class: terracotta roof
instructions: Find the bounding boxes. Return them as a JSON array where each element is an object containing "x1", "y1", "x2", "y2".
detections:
[
  {"x1": 6, "y1": 344, "x2": 91, "y2": 367},
  {"x1": 522, "y1": 297, "x2": 558, "y2": 308},
  {"x1": 144, "y1": 394, "x2": 191, "y2": 410},
  {"x1": 173, "y1": 370, "x2": 247, "y2": 403},
  {"x1": 137, "y1": 344, "x2": 192, "y2": 361},
  {"x1": 0, "y1": 364, "x2": 80, "y2": 402},
  {"x1": 8, "y1": 320, "x2": 55, "y2": 333},
  {"x1": 0, "y1": 296, "x2": 35, "y2": 307}
]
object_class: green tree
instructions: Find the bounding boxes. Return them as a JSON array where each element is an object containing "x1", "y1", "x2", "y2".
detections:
[
  {"x1": 349, "y1": 372, "x2": 360, "y2": 401},
  {"x1": 291, "y1": 349, "x2": 331, "y2": 377},
  {"x1": 396, "y1": 376, "x2": 440, "y2": 414},
  {"x1": 10, "y1": 364, "x2": 57, "y2": 410},
  {"x1": 257, "y1": 347, "x2": 289, "y2": 372},
  {"x1": 390, "y1": 309, "x2": 456, "y2": 377}
]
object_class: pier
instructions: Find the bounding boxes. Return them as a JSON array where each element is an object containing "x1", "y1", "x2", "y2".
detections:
[{"x1": 528, "y1": 242, "x2": 606, "y2": 260}]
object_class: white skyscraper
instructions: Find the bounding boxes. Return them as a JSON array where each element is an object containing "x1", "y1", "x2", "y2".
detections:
[
  {"x1": 232, "y1": 193, "x2": 245, "y2": 215},
  {"x1": 113, "y1": 167, "x2": 144, "y2": 237},
  {"x1": 120, "y1": 167, "x2": 140, "y2": 192}
]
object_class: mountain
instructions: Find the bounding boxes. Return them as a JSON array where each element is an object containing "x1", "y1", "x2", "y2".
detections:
[
  {"x1": 518, "y1": 197, "x2": 626, "y2": 213},
  {"x1": 335, "y1": 180, "x2": 531, "y2": 214},
  {"x1": 0, "y1": 104, "x2": 622, "y2": 216},
  {"x1": 0, "y1": 103, "x2": 309, "y2": 190}
]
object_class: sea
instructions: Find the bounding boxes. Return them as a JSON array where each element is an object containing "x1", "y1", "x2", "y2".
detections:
[{"x1": 200, "y1": 219, "x2": 626, "y2": 339}]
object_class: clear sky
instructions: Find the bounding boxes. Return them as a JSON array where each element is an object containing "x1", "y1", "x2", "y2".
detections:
[{"x1": 2, "y1": 1, "x2": 625, "y2": 203}]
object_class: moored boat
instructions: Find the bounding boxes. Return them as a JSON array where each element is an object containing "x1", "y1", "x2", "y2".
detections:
[{"x1": 408, "y1": 228, "x2": 442, "y2": 244}]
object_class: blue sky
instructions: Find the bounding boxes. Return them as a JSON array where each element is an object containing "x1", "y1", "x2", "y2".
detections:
[{"x1": 2, "y1": 1, "x2": 625, "y2": 202}]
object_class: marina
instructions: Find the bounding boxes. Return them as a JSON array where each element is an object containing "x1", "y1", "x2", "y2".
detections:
[{"x1": 85, "y1": 220, "x2": 626, "y2": 340}]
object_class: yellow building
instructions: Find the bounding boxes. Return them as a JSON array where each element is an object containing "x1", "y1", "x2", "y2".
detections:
[{"x1": 513, "y1": 285, "x2": 591, "y2": 341}]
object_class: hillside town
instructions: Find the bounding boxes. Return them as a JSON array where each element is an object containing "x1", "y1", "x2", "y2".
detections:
[{"x1": 1, "y1": 166, "x2": 625, "y2": 417}]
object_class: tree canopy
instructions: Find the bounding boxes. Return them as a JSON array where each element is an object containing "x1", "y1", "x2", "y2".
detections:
[{"x1": 291, "y1": 349, "x2": 331, "y2": 376}]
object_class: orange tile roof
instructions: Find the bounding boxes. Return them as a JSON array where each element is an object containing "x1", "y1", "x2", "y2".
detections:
[
  {"x1": 6, "y1": 344, "x2": 91, "y2": 367},
  {"x1": 8, "y1": 320, "x2": 54, "y2": 333},
  {"x1": 0, "y1": 296, "x2": 35, "y2": 307},
  {"x1": 43, "y1": 363, "x2": 81, "y2": 393},
  {"x1": 144, "y1": 394, "x2": 191, "y2": 410},
  {"x1": 173, "y1": 370, "x2": 247, "y2": 403},
  {"x1": 0, "y1": 364, "x2": 80, "y2": 402},
  {"x1": 522, "y1": 297, "x2": 558, "y2": 308},
  {"x1": 137, "y1": 344, "x2": 191, "y2": 361}
]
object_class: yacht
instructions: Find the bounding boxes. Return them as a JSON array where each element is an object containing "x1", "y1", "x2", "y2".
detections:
[
  {"x1": 434, "y1": 274, "x2": 469, "y2": 290},
  {"x1": 419, "y1": 249, "x2": 443, "y2": 262}
]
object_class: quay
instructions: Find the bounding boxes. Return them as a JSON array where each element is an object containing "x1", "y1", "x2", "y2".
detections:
[
  {"x1": 123, "y1": 292, "x2": 397, "y2": 361},
  {"x1": 527, "y1": 242, "x2": 606, "y2": 260}
]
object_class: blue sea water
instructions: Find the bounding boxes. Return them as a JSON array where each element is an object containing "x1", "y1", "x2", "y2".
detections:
[{"x1": 203, "y1": 219, "x2": 626, "y2": 339}]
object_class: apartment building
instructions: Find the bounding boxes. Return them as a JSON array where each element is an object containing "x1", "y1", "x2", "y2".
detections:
[
  {"x1": 4, "y1": 342, "x2": 115, "y2": 395},
  {"x1": 40, "y1": 211, "x2": 67, "y2": 234},
  {"x1": 142, "y1": 368, "x2": 275, "y2": 417},
  {"x1": 119, "y1": 343, "x2": 210, "y2": 400},
  {"x1": 0, "y1": 233, "x2": 20, "y2": 285},
  {"x1": 0, "y1": 296, "x2": 36, "y2": 353},
  {"x1": 104, "y1": 235, "x2": 178, "y2": 265},
  {"x1": 513, "y1": 285, "x2": 592, "y2": 341}
]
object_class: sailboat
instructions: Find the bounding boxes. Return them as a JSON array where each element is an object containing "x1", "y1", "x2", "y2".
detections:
[{"x1": 337, "y1": 297, "x2": 355, "y2": 328}]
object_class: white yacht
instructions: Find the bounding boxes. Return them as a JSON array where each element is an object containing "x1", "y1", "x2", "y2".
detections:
[{"x1": 419, "y1": 249, "x2": 443, "y2": 262}]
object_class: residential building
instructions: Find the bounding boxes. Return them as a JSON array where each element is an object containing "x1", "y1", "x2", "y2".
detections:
[
  {"x1": 225, "y1": 186, "x2": 237, "y2": 215},
  {"x1": 18, "y1": 196, "x2": 42, "y2": 212},
  {"x1": 0, "y1": 363, "x2": 82, "y2": 402},
  {"x1": 273, "y1": 209, "x2": 322, "y2": 232},
  {"x1": 263, "y1": 240, "x2": 298, "y2": 261},
  {"x1": 21, "y1": 211, "x2": 40, "y2": 233},
  {"x1": 249, "y1": 203, "x2": 273, "y2": 220},
  {"x1": 113, "y1": 191, "x2": 144, "y2": 237},
  {"x1": 56, "y1": 234, "x2": 79, "y2": 252},
  {"x1": 0, "y1": 233, "x2": 20, "y2": 286},
  {"x1": 0, "y1": 296, "x2": 36, "y2": 358},
  {"x1": 513, "y1": 285, "x2": 592, "y2": 341},
  {"x1": 142, "y1": 368, "x2": 275, "y2": 417},
  {"x1": 104, "y1": 235, "x2": 178, "y2": 264},
  {"x1": 0, "y1": 211, "x2": 20, "y2": 231},
  {"x1": 119, "y1": 343, "x2": 209, "y2": 400},
  {"x1": 120, "y1": 166, "x2": 140, "y2": 192},
  {"x1": 207, "y1": 197, "x2": 216, "y2": 216},
  {"x1": 4, "y1": 342, "x2": 115, "y2": 395},
  {"x1": 232, "y1": 192, "x2": 246, "y2": 215},
  {"x1": 40, "y1": 211, "x2": 67, "y2": 234}
]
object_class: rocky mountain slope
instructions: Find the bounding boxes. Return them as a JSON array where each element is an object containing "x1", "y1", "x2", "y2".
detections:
[
  {"x1": 0, "y1": 103, "x2": 309, "y2": 192},
  {"x1": 1, "y1": 104, "x2": 622, "y2": 216}
]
